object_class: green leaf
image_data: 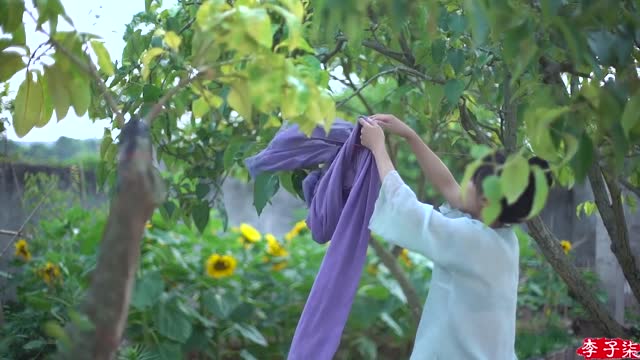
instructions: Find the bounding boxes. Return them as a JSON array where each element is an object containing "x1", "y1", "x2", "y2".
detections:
[
  {"x1": 357, "y1": 284, "x2": 390, "y2": 300},
  {"x1": 36, "y1": 72, "x2": 53, "y2": 128},
  {"x1": 621, "y1": 91, "x2": 640, "y2": 137},
  {"x1": 68, "y1": 310, "x2": 95, "y2": 331},
  {"x1": 0, "y1": 51, "x2": 25, "y2": 82},
  {"x1": 203, "y1": 290, "x2": 239, "y2": 319},
  {"x1": 234, "y1": 324, "x2": 268, "y2": 347},
  {"x1": 570, "y1": 133, "x2": 593, "y2": 182},
  {"x1": 253, "y1": 172, "x2": 279, "y2": 215},
  {"x1": 23, "y1": 339, "x2": 47, "y2": 350},
  {"x1": 380, "y1": 312, "x2": 404, "y2": 336},
  {"x1": 447, "y1": 49, "x2": 465, "y2": 74},
  {"x1": 0, "y1": 0, "x2": 25, "y2": 33},
  {"x1": 526, "y1": 167, "x2": 549, "y2": 219},
  {"x1": 240, "y1": 350, "x2": 259, "y2": 360},
  {"x1": 153, "y1": 342, "x2": 182, "y2": 360},
  {"x1": 44, "y1": 65, "x2": 70, "y2": 121},
  {"x1": 192, "y1": 201, "x2": 210, "y2": 234},
  {"x1": 223, "y1": 141, "x2": 244, "y2": 170},
  {"x1": 143, "y1": 84, "x2": 162, "y2": 102},
  {"x1": 482, "y1": 175, "x2": 502, "y2": 201},
  {"x1": 464, "y1": 0, "x2": 489, "y2": 46},
  {"x1": 460, "y1": 158, "x2": 483, "y2": 203},
  {"x1": 444, "y1": 79, "x2": 464, "y2": 104},
  {"x1": 69, "y1": 75, "x2": 91, "y2": 116},
  {"x1": 131, "y1": 272, "x2": 165, "y2": 310},
  {"x1": 192, "y1": 97, "x2": 209, "y2": 119},
  {"x1": 228, "y1": 80, "x2": 252, "y2": 120},
  {"x1": 353, "y1": 336, "x2": 377, "y2": 359},
  {"x1": 90, "y1": 40, "x2": 114, "y2": 76},
  {"x1": 242, "y1": 8, "x2": 272, "y2": 49},
  {"x1": 481, "y1": 201, "x2": 502, "y2": 225},
  {"x1": 12, "y1": 72, "x2": 43, "y2": 138},
  {"x1": 153, "y1": 302, "x2": 193, "y2": 344},
  {"x1": 431, "y1": 39, "x2": 446, "y2": 64},
  {"x1": 501, "y1": 154, "x2": 530, "y2": 204}
]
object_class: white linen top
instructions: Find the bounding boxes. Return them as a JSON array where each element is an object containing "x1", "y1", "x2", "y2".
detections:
[{"x1": 368, "y1": 170, "x2": 519, "y2": 360}]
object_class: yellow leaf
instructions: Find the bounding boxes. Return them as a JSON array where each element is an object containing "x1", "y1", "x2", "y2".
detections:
[
  {"x1": 228, "y1": 80, "x2": 252, "y2": 121},
  {"x1": 142, "y1": 47, "x2": 164, "y2": 65},
  {"x1": 141, "y1": 47, "x2": 164, "y2": 80},
  {"x1": 90, "y1": 40, "x2": 114, "y2": 76},
  {"x1": 164, "y1": 31, "x2": 182, "y2": 52}
]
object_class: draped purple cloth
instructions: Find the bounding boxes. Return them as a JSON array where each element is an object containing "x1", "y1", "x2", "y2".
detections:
[{"x1": 244, "y1": 118, "x2": 381, "y2": 359}]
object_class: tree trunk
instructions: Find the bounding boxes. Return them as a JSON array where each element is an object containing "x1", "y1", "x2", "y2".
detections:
[
  {"x1": 588, "y1": 163, "x2": 640, "y2": 307},
  {"x1": 61, "y1": 120, "x2": 165, "y2": 360}
]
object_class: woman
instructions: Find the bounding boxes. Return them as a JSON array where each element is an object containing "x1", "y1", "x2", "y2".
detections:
[{"x1": 359, "y1": 114, "x2": 552, "y2": 359}]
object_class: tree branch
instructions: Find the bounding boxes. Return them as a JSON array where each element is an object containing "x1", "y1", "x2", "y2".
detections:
[
  {"x1": 336, "y1": 68, "x2": 398, "y2": 108},
  {"x1": 369, "y1": 237, "x2": 422, "y2": 322},
  {"x1": 459, "y1": 100, "x2": 493, "y2": 146},
  {"x1": 320, "y1": 34, "x2": 347, "y2": 65},
  {"x1": 502, "y1": 72, "x2": 518, "y2": 153},
  {"x1": 48, "y1": 38, "x2": 125, "y2": 128},
  {"x1": 398, "y1": 32, "x2": 415, "y2": 67},
  {"x1": 526, "y1": 217, "x2": 629, "y2": 337},
  {"x1": 361, "y1": 39, "x2": 410, "y2": 66},
  {"x1": 588, "y1": 163, "x2": 640, "y2": 305},
  {"x1": 143, "y1": 73, "x2": 203, "y2": 125}
]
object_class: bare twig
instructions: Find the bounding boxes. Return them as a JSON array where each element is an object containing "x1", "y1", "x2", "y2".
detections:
[
  {"x1": 361, "y1": 39, "x2": 410, "y2": 66},
  {"x1": 398, "y1": 31, "x2": 415, "y2": 66},
  {"x1": 336, "y1": 68, "x2": 398, "y2": 108},
  {"x1": 320, "y1": 34, "x2": 347, "y2": 65},
  {"x1": 0, "y1": 185, "x2": 55, "y2": 257}
]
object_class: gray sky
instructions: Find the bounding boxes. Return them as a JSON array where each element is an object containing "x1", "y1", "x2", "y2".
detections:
[
  {"x1": 4, "y1": 0, "x2": 349, "y2": 143},
  {"x1": 5, "y1": 0, "x2": 176, "y2": 143}
]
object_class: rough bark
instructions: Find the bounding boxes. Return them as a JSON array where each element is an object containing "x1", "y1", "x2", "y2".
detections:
[
  {"x1": 588, "y1": 163, "x2": 640, "y2": 306},
  {"x1": 61, "y1": 120, "x2": 165, "y2": 360},
  {"x1": 526, "y1": 217, "x2": 628, "y2": 337}
]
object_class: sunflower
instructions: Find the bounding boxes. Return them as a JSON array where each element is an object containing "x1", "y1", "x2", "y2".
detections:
[
  {"x1": 560, "y1": 240, "x2": 572, "y2": 255},
  {"x1": 266, "y1": 234, "x2": 288, "y2": 257},
  {"x1": 237, "y1": 223, "x2": 262, "y2": 248},
  {"x1": 205, "y1": 254, "x2": 237, "y2": 279},
  {"x1": 14, "y1": 239, "x2": 31, "y2": 262},
  {"x1": 399, "y1": 248, "x2": 412, "y2": 267},
  {"x1": 284, "y1": 220, "x2": 307, "y2": 241},
  {"x1": 38, "y1": 262, "x2": 62, "y2": 285}
]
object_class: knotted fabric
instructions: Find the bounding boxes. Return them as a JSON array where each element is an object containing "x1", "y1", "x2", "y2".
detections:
[{"x1": 244, "y1": 118, "x2": 381, "y2": 359}]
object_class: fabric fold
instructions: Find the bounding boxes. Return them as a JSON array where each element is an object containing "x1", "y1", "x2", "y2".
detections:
[{"x1": 244, "y1": 118, "x2": 381, "y2": 359}]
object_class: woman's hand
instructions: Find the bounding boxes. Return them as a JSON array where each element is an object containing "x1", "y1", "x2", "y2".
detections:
[
  {"x1": 358, "y1": 117, "x2": 386, "y2": 155},
  {"x1": 370, "y1": 114, "x2": 416, "y2": 139}
]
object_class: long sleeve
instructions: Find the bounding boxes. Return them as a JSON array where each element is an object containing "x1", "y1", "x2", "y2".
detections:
[{"x1": 368, "y1": 170, "x2": 483, "y2": 270}]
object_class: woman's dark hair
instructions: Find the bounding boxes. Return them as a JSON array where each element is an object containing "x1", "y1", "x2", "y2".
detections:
[{"x1": 471, "y1": 150, "x2": 553, "y2": 224}]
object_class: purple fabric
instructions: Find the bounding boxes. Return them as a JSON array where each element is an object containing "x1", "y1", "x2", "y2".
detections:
[{"x1": 244, "y1": 118, "x2": 381, "y2": 359}]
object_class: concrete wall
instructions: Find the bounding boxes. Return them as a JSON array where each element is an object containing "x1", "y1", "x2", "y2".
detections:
[{"x1": 1, "y1": 162, "x2": 639, "y2": 321}]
